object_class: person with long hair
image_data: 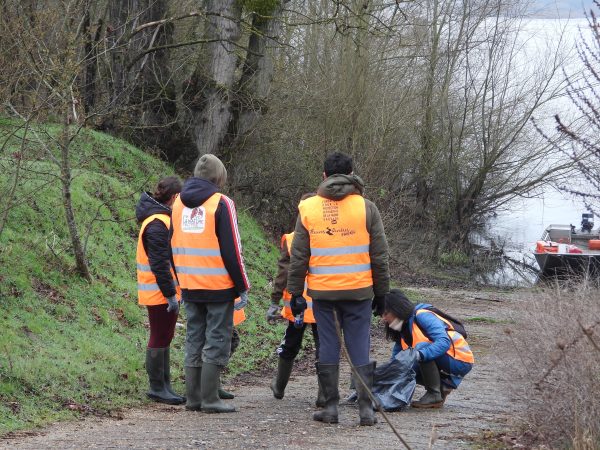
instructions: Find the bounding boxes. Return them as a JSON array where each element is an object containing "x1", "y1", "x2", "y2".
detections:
[
  {"x1": 382, "y1": 289, "x2": 474, "y2": 408},
  {"x1": 135, "y1": 176, "x2": 184, "y2": 405}
]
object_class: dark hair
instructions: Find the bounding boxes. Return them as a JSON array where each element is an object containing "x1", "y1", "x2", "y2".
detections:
[
  {"x1": 300, "y1": 192, "x2": 317, "y2": 201},
  {"x1": 324, "y1": 152, "x2": 353, "y2": 177},
  {"x1": 153, "y1": 176, "x2": 182, "y2": 204},
  {"x1": 384, "y1": 289, "x2": 415, "y2": 343}
]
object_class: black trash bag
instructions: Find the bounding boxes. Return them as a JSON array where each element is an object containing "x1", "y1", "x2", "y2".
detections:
[{"x1": 371, "y1": 348, "x2": 418, "y2": 412}]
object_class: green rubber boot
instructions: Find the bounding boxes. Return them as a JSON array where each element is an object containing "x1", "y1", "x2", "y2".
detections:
[
  {"x1": 184, "y1": 366, "x2": 202, "y2": 411},
  {"x1": 354, "y1": 362, "x2": 377, "y2": 426},
  {"x1": 200, "y1": 363, "x2": 236, "y2": 413},
  {"x1": 411, "y1": 360, "x2": 444, "y2": 409},
  {"x1": 146, "y1": 348, "x2": 186, "y2": 405},
  {"x1": 313, "y1": 364, "x2": 339, "y2": 424},
  {"x1": 270, "y1": 357, "x2": 294, "y2": 399},
  {"x1": 163, "y1": 347, "x2": 185, "y2": 404}
]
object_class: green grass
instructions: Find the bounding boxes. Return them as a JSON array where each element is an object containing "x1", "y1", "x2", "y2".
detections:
[{"x1": 0, "y1": 122, "x2": 282, "y2": 436}]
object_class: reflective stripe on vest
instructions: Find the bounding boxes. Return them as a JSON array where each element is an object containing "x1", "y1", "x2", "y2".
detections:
[
  {"x1": 298, "y1": 194, "x2": 372, "y2": 292},
  {"x1": 136, "y1": 214, "x2": 180, "y2": 306},
  {"x1": 400, "y1": 309, "x2": 474, "y2": 364},
  {"x1": 233, "y1": 297, "x2": 246, "y2": 326},
  {"x1": 281, "y1": 232, "x2": 316, "y2": 323},
  {"x1": 171, "y1": 193, "x2": 235, "y2": 290}
]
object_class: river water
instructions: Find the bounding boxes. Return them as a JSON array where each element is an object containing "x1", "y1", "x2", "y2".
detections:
[{"x1": 478, "y1": 17, "x2": 594, "y2": 286}]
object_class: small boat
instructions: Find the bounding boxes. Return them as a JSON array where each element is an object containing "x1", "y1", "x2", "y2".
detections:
[{"x1": 534, "y1": 213, "x2": 600, "y2": 278}]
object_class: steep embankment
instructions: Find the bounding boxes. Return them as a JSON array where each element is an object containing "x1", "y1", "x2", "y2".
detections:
[{"x1": 0, "y1": 125, "x2": 283, "y2": 436}]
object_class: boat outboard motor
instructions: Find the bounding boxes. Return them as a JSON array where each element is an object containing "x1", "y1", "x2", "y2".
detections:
[{"x1": 582, "y1": 213, "x2": 594, "y2": 233}]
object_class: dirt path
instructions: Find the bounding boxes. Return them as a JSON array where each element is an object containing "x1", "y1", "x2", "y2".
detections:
[{"x1": 1, "y1": 288, "x2": 523, "y2": 449}]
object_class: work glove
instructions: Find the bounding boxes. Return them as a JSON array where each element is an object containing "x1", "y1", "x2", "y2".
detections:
[
  {"x1": 235, "y1": 291, "x2": 249, "y2": 310},
  {"x1": 166, "y1": 296, "x2": 179, "y2": 315},
  {"x1": 266, "y1": 303, "x2": 280, "y2": 323},
  {"x1": 372, "y1": 295, "x2": 385, "y2": 317},
  {"x1": 290, "y1": 295, "x2": 307, "y2": 316}
]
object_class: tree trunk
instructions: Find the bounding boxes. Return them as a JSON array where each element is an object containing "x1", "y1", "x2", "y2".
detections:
[
  {"x1": 190, "y1": 0, "x2": 242, "y2": 159},
  {"x1": 228, "y1": 1, "x2": 286, "y2": 148},
  {"x1": 60, "y1": 121, "x2": 92, "y2": 282}
]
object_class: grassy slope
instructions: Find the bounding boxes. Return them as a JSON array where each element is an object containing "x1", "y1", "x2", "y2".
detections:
[{"x1": 0, "y1": 124, "x2": 284, "y2": 435}]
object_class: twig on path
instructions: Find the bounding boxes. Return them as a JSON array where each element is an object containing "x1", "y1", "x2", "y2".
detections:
[{"x1": 332, "y1": 309, "x2": 413, "y2": 450}]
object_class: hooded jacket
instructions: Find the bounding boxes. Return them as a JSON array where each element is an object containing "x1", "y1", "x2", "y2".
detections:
[
  {"x1": 169, "y1": 177, "x2": 250, "y2": 302},
  {"x1": 286, "y1": 174, "x2": 390, "y2": 301},
  {"x1": 135, "y1": 192, "x2": 177, "y2": 299}
]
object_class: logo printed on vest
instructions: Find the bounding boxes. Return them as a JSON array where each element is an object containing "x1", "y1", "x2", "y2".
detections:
[
  {"x1": 309, "y1": 227, "x2": 356, "y2": 237},
  {"x1": 182, "y1": 206, "x2": 206, "y2": 233}
]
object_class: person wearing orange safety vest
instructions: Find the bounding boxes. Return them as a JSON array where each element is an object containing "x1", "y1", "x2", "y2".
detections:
[
  {"x1": 170, "y1": 154, "x2": 250, "y2": 414},
  {"x1": 135, "y1": 176, "x2": 185, "y2": 405},
  {"x1": 286, "y1": 152, "x2": 390, "y2": 427},
  {"x1": 383, "y1": 289, "x2": 474, "y2": 409},
  {"x1": 266, "y1": 227, "x2": 324, "y2": 407}
]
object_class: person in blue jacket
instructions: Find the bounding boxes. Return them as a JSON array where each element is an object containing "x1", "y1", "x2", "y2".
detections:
[{"x1": 383, "y1": 289, "x2": 474, "y2": 408}]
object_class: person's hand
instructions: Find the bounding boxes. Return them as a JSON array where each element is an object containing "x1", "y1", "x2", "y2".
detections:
[
  {"x1": 290, "y1": 295, "x2": 307, "y2": 316},
  {"x1": 266, "y1": 303, "x2": 280, "y2": 323},
  {"x1": 166, "y1": 296, "x2": 179, "y2": 315},
  {"x1": 372, "y1": 295, "x2": 385, "y2": 317},
  {"x1": 235, "y1": 291, "x2": 249, "y2": 310}
]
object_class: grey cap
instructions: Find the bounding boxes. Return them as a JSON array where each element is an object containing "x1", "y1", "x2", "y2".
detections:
[{"x1": 193, "y1": 154, "x2": 227, "y2": 188}]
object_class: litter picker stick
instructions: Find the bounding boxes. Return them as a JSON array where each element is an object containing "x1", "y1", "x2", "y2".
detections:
[{"x1": 333, "y1": 309, "x2": 413, "y2": 450}]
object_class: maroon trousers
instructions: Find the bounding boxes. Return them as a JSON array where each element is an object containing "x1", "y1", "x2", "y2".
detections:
[{"x1": 147, "y1": 304, "x2": 178, "y2": 348}]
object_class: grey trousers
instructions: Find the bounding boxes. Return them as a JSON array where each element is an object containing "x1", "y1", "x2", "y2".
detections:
[{"x1": 184, "y1": 301, "x2": 234, "y2": 367}]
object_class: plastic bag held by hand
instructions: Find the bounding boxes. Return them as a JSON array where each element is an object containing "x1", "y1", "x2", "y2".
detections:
[
  {"x1": 371, "y1": 348, "x2": 418, "y2": 411},
  {"x1": 236, "y1": 291, "x2": 249, "y2": 310}
]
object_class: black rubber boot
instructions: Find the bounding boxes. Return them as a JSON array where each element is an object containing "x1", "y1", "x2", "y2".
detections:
[
  {"x1": 411, "y1": 360, "x2": 444, "y2": 409},
  {"x1": 218, "y1": 376, "x2": 235, "y2": 399},
  {"x1": 270, "y1": 357, "x2": 294, "y2": 399},
  {"x1": 313, "y1": 364, "x2": 339, "y2": 424},
  {"x1": 146, "y1": 348, "x2": 185, "y2": 405},
  {"x1": 163, "y1": 347, "x2": 185, "y2": 405},
  {"x1": 185, "y1": 366, "x2": 202, "y2": 411},
  {"x1": 200, "y1": 363, "x2": 236, "y2": 413},
  {"x1": 315, "y1": 363, "x2": 326, "y2": 408},
  {"x1": 354, "y1": 362, "x2": 377, "y2": 426}
]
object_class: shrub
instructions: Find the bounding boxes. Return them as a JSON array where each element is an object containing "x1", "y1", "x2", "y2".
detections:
[{"x1": 513, "y1": 282, "x2": 600, "y2": 447}]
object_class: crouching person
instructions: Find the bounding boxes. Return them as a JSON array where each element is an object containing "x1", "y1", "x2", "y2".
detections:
[
  {"x1": 382, "y1": 290, "x2": 473, "y2": 408},
  {"x1": 170, "y1": 154, "x2": 250, "y2": 414}
]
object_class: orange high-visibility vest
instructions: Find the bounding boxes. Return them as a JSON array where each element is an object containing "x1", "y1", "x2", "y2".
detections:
[
  {"x1": 171, "y1": 193, "x2": 235, "y2": 291},
  {"x1": 298, "y1": 194, "x2": 372, "y2": 293},
  {"x1": 233, "y1": 297, "x2": 246, "y2": 326},
  {"x1": 281, "y1": 232, "x2": 316, "y2": 323},
  {"x1": 400, "y1": 309, "x2": 474, "y2": 364},
  {"x1": 136, "y1": 214, "x2": 181, "y2": 306}
]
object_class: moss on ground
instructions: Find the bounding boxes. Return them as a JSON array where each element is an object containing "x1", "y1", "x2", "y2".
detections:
[{"x1": 0, "y1": 123, "x2": 282, "y2": 436}]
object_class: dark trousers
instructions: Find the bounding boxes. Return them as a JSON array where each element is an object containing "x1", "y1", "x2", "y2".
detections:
[
  {"x1": 312, "y1": 299, "x2": 372, "y2": 366},
  {"x1": 277, "y1": 321, "x2": 320, "y2": 361},
  {"x1": 147, "y1": 304, "x2": 178, "y2": 348},
  {"x1": 184, "y1": 301, "x2": 234, "y2": 367}
]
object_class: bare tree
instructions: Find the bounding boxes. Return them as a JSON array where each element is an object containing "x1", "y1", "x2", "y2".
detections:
[{"x1": 541, "y1": 2, "x2": 600, "y2": 214}]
